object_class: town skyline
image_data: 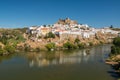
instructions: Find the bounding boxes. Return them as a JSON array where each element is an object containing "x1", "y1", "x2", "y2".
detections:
[{"x1": 0, "y1": 0, "x2": 120, "y2": 28}]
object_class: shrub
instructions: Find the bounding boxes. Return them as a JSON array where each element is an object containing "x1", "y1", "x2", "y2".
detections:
[
  {"x1": 45, "y1": 43, "x2": 56, "y2": 51},
  {"x1": 74, "y1": 38, "x2": 80, "y2": 44},
  {"x1": 111, "y1": 46, "x2": 117, "y2": 54},
  {"x1": 113, "y1": 37, "x2": 120, "y2": 47},
  {"x1": 24, "y1": 44, "x2": 31, "y2": 51},
  {"x1": 111, "y1": 46, "x2": 120, "y2": 55},
  {"x1": 63, "y1": 42, "x2": 75, "y2": 49},
  {"x1": 0, "y1": 35, "x2": 8, "y2": 45},
  {"x1": 77, "y1": 43, "x2": 85, "y2": 49},
  {"x1": 99, "y1": 41, "x2": 103, "y2": 44},
  {"x1": 45, "y1": 32, "x2": 55, "y2": 39},
  {"x1": 89, "y1": 42, "x2": 93, "y2": 46},
  {"x1": 73, "y1": 45, "x2": 78, "y2": 49},
  {"x1": 0, "y1": 50, "x2": 4, "y2": 55},
  {"x1": 38, "y1": 36, "x2": 42, "y2": 39},
  {"x1": 111, "y1": 37, "x2": 120, "y2": 55},
  {"x1": 16, "y1": 35, "x2": 26, "y2": 42},
  {"x1": 34, "y1": 47, "x2": 40, "y2": 52},
  {"x1": 4, "y1": 45, "x2": 16, "y2": 54}
]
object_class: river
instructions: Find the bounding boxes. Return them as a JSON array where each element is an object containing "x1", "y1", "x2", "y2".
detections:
[{"x1": 0, "y1": 44, "x2": 118, "y2": 80}]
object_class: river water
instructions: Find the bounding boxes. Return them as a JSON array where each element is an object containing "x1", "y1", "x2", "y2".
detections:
[{"x1": 0, "y1": 44, "x2": 118, "y2": 80}]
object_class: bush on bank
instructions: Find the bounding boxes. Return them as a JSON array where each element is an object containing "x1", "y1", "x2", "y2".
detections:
[
  {"x1": 45, "y1": 43, "x2": 56, "y2": 51},
  {"x1": 110, "y1": 37, "x2": 120, "y2": 55}
]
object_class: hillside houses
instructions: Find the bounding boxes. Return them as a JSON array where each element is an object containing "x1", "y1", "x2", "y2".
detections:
[
  {"x1": 27, "y1": 18, "x2": 120, "y2": 42},
  {"x1": 27, "y1": 25, "x2": 52, "y2": 37}
]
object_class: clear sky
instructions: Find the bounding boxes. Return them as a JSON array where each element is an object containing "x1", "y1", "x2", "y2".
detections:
[{"x1": 0, "y1": 0, "x2": 120, "y2": 28}]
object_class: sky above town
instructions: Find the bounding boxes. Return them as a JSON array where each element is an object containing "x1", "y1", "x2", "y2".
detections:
[{"x1": 0, "y1": 0, "x2": 120, "y2": 28}]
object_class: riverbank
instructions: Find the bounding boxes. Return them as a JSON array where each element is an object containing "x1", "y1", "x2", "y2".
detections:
[
  {"x1": 105, "y1": 55, "x2": 120, "y2": 80},
  {"x1": 105, "y1": 37, "x2": 120, "y2": 80}
]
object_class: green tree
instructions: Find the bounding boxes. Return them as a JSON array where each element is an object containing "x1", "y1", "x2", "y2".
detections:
[
  {"x1": 46, "y1": 32, "x2": 55, "y2": 38},
  {"x1": 110, "y1": 25, "x2": 113, "y2": 28}
]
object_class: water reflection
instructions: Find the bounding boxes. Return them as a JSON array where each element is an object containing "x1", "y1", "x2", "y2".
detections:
[
  {"x1": 0, "y1": 44, "x2": 115, "y2": 80},
  {"x1": 24, "y1": 45, "x2": 111, "y2": 67},
  {"x1": 0, "y1": 54, "x2": 16, "y2": 63}
]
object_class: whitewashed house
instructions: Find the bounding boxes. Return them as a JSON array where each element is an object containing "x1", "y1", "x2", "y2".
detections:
[{"x1": 82, "y1": 31, "x2": 90, "y2": 38}]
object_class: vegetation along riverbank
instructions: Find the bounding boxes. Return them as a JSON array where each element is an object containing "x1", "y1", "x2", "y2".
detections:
[{"x1": 106, "y1": 37, "x2": 120, "y2": 80}]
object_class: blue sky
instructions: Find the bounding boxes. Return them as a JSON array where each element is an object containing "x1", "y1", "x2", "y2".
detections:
[{"x1": 0, "y1": 0, "x2": 120, "y2": 28}]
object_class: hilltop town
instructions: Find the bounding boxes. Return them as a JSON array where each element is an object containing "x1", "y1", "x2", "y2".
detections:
[{"x1": 22, "y1": 18, "x2": 119, "y2": 50}]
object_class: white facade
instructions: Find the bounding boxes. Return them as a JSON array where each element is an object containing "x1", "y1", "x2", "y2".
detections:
[{"x1": 82, "y1": 32, "x2": 90, "y2": 38}]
